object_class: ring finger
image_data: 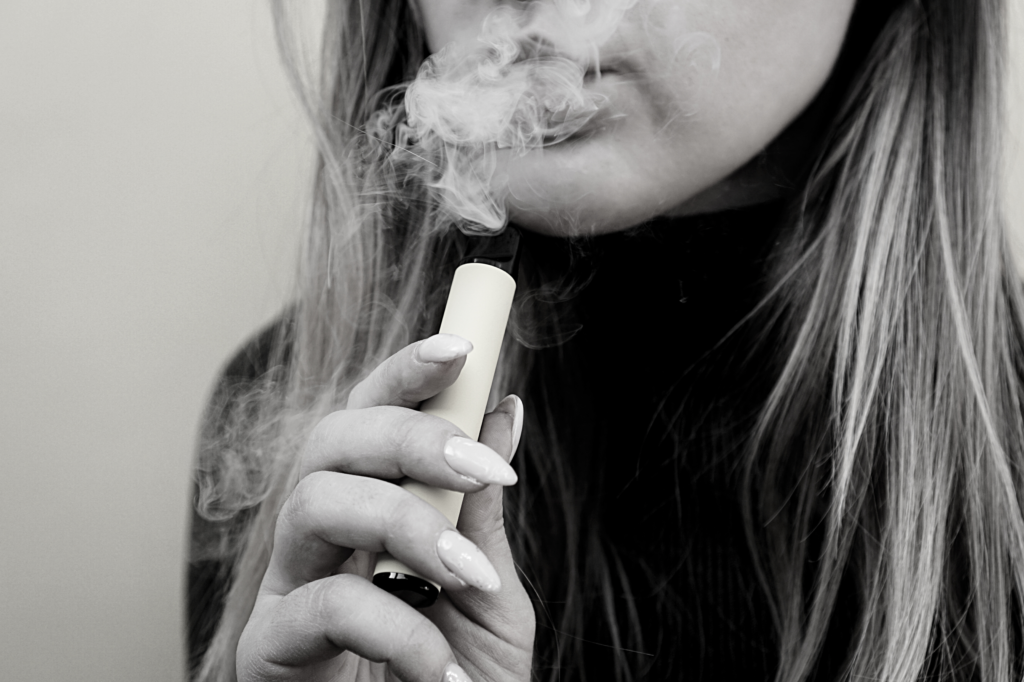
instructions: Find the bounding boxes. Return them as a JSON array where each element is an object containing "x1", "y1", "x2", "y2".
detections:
[{"x1": 262, "y1": 471, "x2": 502, "y2": 596}]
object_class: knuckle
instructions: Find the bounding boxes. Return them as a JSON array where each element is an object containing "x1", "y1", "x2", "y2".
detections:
[
  {"x1": 391, "y1": 412, "x2": 430, "y2": 463},
  {"x1": 482, "y1": 513, "x2": 509, "y2": 543},
  {"x1": 308, "y1": 573, "x2": 357, "y2": 620},
  {"x1": 369, "y1": 410, "x2": 437, "y2": 476},
  {"x1": 306, "y1": 574, "x2": 375, "y2": 645},
  {"x1": 344, "y1": 380, "x2": 367, "y2": 410},
  {"x1": 237, "y1": 624, "x2": 287, "y2": 682},
  {"x1": 382, "y1": 488, "x2": 430, "y2": 537},
  {"x1": 302, "y1": 413, "x2": 338, "y2": 470},
  {"x1": 375, "y1": 356, "x2": 400, "y2": 400},
  {"x1": 377, "y1": 601, "x2": 414, "y2": 650},
  {"x1": 283, "y1": 471, "x2": 331, "y2": 528},
  {"x1": 402, "y1": 614, "x2": 441, "y2": 655},
  {"x1": 391, "y1": 617, "x2": 450, "y2": 681}
]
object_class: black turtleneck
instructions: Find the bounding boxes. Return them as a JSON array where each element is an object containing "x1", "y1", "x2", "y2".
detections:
[{"x1": 513, "y1": 200, "x2": 790, "y2": 679}]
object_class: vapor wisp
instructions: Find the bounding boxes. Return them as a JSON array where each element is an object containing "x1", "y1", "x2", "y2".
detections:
[{"x1": 370, "y1": 0, "x2": 637, "y2": 235}]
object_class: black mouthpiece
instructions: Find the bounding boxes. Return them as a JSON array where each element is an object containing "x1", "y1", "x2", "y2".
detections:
[
  {"x1": 372, "y1": 572, "x2": 438, "y2": 608},
  {"x1": 462, "y1": 226, "x2": 520, "y2": 278}
]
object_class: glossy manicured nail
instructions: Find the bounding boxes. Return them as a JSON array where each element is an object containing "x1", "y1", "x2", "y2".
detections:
[
  {"x1": 436, "y1": 530, "x2": 502, "y2": 592},
  {"x1": 416, "y1": 334, "x2": 473, "y2": 363},
  {"x1": 496, "y1": 394, "x2": 524, "y2": 460},
  {"x1": 444, "y1": 436, "x2": 517, "y2": 485},
  {"x1": 443, "y1": 662, "x2": 473, "y2": 682}
]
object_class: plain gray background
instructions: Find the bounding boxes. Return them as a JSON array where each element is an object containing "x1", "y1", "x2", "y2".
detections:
[{"x1": 1, "y1": 2, "x2": 1022, "y2": 681}]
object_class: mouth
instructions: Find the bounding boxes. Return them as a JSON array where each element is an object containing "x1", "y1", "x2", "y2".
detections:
[
  {"x1": 538, "y1": 66, "x2": 627, "y2": 148},
  {"x1": 583, "y1": 65, "x2": 619, "y2": 81},
  {"x1": 582, "y1": 52, "x2": 634, "y2": 81},
  {"x1": 540, "y1": 105, "x2": 615, "y2": 147},
  {"x1": 541, "y1": 128, "x2": 593, "y2": 147}
]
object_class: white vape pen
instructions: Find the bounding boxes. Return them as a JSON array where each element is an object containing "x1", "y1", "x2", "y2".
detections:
[{"x1": 372, "y1": 227, "x2": 520, "y2": 607}]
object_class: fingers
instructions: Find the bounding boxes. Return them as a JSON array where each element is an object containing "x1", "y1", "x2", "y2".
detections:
[
  {"x1": 300, "y1": 406, "x2": 517, "y2": 490},
  {"x1": 346, "y1": 334, "x2": 473, "y2": 410},
  {"x1": 247, "y1": 395, "x2": 530, "y2": 679},
  {"x1": 263, "y1": 472, "x2": 502, "y2": 595},
  {"x1": 240, "y1": 574, "x2": 469, "y2": 682}
]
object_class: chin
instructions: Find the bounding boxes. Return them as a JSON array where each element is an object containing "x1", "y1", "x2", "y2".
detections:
[
  {"x1": 495, "y1": 145, "x2": 675, "y2": 237},
  {"x1": 500, "y1": 160, "x2": 710, "y2": 237},
  {"x1": 495, "y1": 125, "x2": 779, "y2": 236},
  {"x1": 495, "y1": 122, "x2": 737, "y2": 236},
  {"x1": 507, "y1": 199, "x2": 656, "y2": 237}
]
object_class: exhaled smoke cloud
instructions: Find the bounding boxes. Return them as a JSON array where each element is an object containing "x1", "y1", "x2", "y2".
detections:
[{"x1": 379, "y1": 0, "x2": 638, "y2": 235}]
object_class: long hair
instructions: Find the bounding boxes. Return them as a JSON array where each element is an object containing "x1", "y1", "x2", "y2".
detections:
[
  {"x1": 743, "y1": 2, "x2": 1024, "y2": 681},
  {"x1": 191, "y1": 1, "x2": 1024, "y2": 681}
]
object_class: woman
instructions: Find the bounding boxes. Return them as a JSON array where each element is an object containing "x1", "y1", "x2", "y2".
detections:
[{"x1": 189, "y1": 0, "x2": 1024, "y2": 681}]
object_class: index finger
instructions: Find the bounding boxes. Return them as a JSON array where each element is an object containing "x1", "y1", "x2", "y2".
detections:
[{"x1": 345, "y1": 334, "x2": 473, "y2": 410}]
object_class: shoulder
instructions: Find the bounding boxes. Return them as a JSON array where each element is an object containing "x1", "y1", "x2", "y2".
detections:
[
  {"x1": 186, "y1": 313, "x2": 294, "y2": 674},
  {"x1": 198, "y1": 314, "x2": 296, "y2": 461},
  {"x1": 190, "y1": 312, "x2": 295, "y2": 558},
  {"x1": 188, "y1": 313, "x2": 294, "y2": 565},
  {"x1": 218, "y1": 314, "x2": 295, "y2": 390}
]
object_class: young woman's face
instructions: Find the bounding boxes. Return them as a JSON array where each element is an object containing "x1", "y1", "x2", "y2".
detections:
[{"x1": 413, "y1": 0, "x2": 857, "y2": 235}]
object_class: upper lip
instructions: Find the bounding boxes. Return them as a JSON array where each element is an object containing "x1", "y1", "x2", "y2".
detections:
[
  {"x1": 511, "y1": 37, "x2": 629, "y2": 80},
  {"x1": 584, "y1": 64, "x2": 620, "y2": 79},
  {"x1": 582, "y1": 52, "x2": 632, "y2": 79}
]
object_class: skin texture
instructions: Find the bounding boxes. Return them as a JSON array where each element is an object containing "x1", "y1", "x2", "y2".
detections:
[{"x1": 416, "y1": 0, "x2": 858, "y2": 234}]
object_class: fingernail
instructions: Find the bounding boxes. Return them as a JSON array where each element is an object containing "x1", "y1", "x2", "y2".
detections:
[
  {"x1": 417, "y1": 334, "x2": 473, "y2": 363},
  {"x1": 436, "y1": 530, "x2": 502, "y2": 592},
  {"x1": 496, "y1": 394, "x2": 523, "y2": 460},
  {"x1": 444, "y1": 436, "x2": 517, "y2": 486},
  {"x1": 443, "y1": 662, "x2": 473, "y2": 682}
]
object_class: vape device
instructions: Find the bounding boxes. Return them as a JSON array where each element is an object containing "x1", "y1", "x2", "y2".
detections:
[{"x1": 371, "y1": 227, "x2": 520, "y2": 607}]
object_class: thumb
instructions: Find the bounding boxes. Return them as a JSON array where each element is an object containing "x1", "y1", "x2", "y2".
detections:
[
  {"x1": 455, "y1": 394, "x2": 523, "y2": 577},
  {"x1": 432, "y1": 396, "x2": 533, "y2": 672},
  {"x1": 445, "y1": 395, "x2": 534, "y2": 654}
]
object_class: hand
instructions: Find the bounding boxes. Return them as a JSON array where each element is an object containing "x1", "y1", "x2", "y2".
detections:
[{"x1": 236, "y1": 334, "x2": 535, "y2": 682}]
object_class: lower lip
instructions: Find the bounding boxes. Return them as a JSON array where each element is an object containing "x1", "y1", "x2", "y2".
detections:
[{"x1": 540, "y1": 73, "x2": 623, "y2": 147}]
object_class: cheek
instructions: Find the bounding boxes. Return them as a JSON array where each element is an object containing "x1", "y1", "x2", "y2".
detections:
[
  {"x1": 680, "y1": 0, "x2": 856, "y2": 148},
  {"x1": 627, "y1": 0, "x2": 857, "y2": 199}
]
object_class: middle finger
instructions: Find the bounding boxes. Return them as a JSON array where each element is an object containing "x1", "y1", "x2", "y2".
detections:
[
  {"x1": 262, "y1": 471, "x2": 503, "y2": 595},
  {"x1": 299, "y1": 406, "x2": 517, "y2": 489}
]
